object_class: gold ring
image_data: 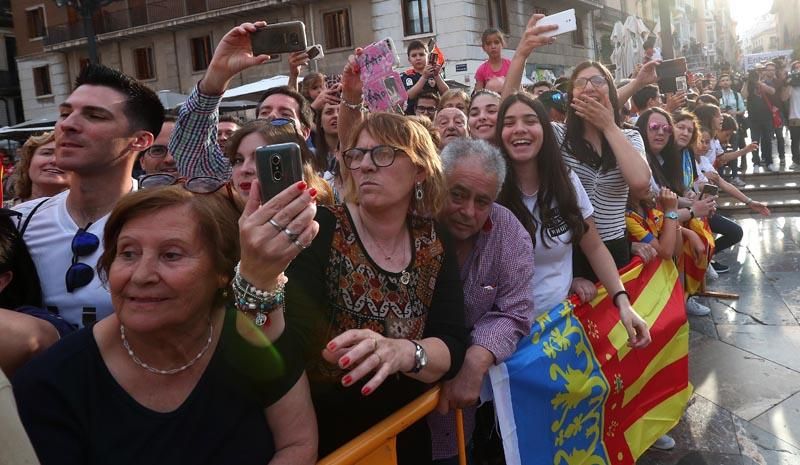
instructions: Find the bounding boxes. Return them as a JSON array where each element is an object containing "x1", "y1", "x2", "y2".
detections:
[{"x1": 372, "y1": 338, "x2": 378, "y2": 351}]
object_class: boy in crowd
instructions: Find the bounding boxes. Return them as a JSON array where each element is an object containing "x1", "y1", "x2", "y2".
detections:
[{"x1": 402, "y1": 40, "x2": 449, "y2": 115}]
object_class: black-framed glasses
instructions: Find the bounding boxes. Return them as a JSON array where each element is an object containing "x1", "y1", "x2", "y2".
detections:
[
  {"x1": 139, "y1": 173, "x2": 237, "y2": 205},
  {"x1": 65, "y1": 224, "x2": 100, "y2": 293},
  {"x1": 342, "y1": 145, "x2": 405, "y2": 170},
  {"x1": 415, "y1": 105, "x2": 437, "y2": 116},
  {"x1": 145, "y1": 145, "x2": 169, "y2": 158},
  {"x1": 573, "y1": 75, "x2": 608, "y2": 89}
]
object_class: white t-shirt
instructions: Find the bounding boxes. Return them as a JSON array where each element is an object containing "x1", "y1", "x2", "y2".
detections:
[
  {"x1": 703, "y1": 139, "x2": 724, "y2": 166},
  {"x1": 551, "y1": 122, "x2": 647, "y2": 242},
  {"x1": 693, "y1": 156, "x2": 716, "y2": 192},
  {"x1": 789, "y1": 86, "x2": 800, "y2": 121},
  {"x1": 15, "y1": 190, "x2": 113, "y2": 327},
  {"x1": 522, "y1": 171, "x2": 594, "y2": 312}
]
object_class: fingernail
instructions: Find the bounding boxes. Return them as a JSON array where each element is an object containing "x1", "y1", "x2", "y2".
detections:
[
  {"x1": 309, "y1": 188, "x2": 317, "y2": 198},
  {"x1": 343, "y1": 375, "x2": 352, "y2": 386},
  {"x1": 340, "y1": 356, "x2": 350, "y2": 367},
  {"x1": 361, "y1": 386, "x2": 372, "y2": 396},
  {"x1": 297, "y1": 181, "x2": 307, "y2": 191},
  {"x1": 327, "y1": 341, "x2": 336, "y2": 351}
]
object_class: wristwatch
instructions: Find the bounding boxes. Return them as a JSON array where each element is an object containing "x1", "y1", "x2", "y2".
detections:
[
  {"x1": 407, "y1": 340, "x2": 428, "y2": 374},
  {"x1": 665, "y1": 210, "x2": 679, "y2": 220}
]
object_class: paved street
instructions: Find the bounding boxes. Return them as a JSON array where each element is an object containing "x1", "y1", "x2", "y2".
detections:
[{"x1": 638, "y1": 215, "x2": 800, "y2": 465}]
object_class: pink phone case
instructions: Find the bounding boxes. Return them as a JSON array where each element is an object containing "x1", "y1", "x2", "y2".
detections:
[{"x1": 357, "y1": 39, "x2": 407, "y2": 113}]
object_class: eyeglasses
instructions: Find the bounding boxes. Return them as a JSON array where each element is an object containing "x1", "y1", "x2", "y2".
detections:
[
  {"x1": 140, "y1": 173, "x2": 235, "y2": 198},
  {"x1": 573, "y1": 75, "x2": 608, "y2": 90},
  {"x1": 647, "y1": 123, "x2": 673, "y2": 134},
  {"x1": 342, "y1": 145, "x2": 405, "y2": 170},
  {"x1": 415, "y1": 105, "x2": 437, "y2": 115},
  {"x1": 65, "y1": 225, "x2": 100, "y2": 293},
  {"x1": 145, "y1": 145, "x2": 169, "y2": 158}
]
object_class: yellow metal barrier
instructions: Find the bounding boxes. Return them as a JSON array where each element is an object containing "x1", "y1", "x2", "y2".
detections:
[{"x1": 318, "y1": 386, "x2": 468, "y2": 465}]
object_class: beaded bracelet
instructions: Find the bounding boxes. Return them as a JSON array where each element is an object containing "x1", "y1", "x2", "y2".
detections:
[{"x1": 232, "y1": 263, "x2": 287, "y2": 327}]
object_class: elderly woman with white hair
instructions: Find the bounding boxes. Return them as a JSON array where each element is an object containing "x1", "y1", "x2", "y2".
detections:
[{"x1": 429, "y1": 137, "x2": 536, "y2": 464}]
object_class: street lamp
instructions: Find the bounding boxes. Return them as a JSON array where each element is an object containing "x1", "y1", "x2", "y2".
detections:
[{"x1": 53, "y1": 0, "x2": 118, "y2": 64}]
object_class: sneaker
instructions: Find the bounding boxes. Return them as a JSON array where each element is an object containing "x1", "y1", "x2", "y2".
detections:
[
  {"x1": 731, "y1": 176, "x2": 746, "y2": 187},
  {"x1": 706, "y1": 264, "x2": 719, "y2": 280},
  {"x1": 768, "y1": 163, "x2": 780, "y2": 172},
  {"x1": 651, "y1": 434, "x2": 677, "y2": 450},
  {"x1": 790, "y1": 163, "x2": 800, "y2": 170},
  {"x1": 686, "y1": 297, "x2": 712, "y2": 316},
  {"x1": 752, "y1": 157, "x2": 761, "y2": 165},
  {"x1": 711, "y1": 261, "x2": 730, "y2": 273}
]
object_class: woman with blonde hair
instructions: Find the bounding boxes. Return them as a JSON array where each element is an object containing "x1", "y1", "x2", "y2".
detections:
[
  {"x1": 280, "y1": 110, "x2": 467, "y2": 463},
  {"x1": 7, "y1": 132, "x2": 69, "y2": 206}
]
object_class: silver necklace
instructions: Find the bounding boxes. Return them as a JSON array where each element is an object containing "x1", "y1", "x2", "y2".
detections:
[
  {"x1": 355, "y1": 213, "x2": 411, "y2": 284},
  {"x1": 120, "y1": 319, "x2": 213, "y2": 376}
]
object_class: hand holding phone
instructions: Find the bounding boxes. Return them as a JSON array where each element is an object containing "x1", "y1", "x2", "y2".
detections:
[
  {"x1": 256, "y1": 143, "x2": 305, "y2": 204},
  {"x1": 251, "y1": 21, "x2": 308, "y2": 56},
  {"x1": 536, "y1": 9, "x2": 578, "y2": 38},
  {"x1": 699, "y1": 183, "x2": 719, "y2": 200}
]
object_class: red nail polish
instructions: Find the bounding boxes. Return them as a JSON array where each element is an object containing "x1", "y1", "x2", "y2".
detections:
[
  {"x1": 340, "y1": 356, "x2": 350, "y2": 367},
  {"x1": 297, "y1": 181, "x2": 307, "y2": 191},
  {"x1": 361, "y1": 386, "x2": 371, "y2": 396},
  {"x1": 309, "y1": 188, "x2": 317, "y2": 197},
  {"x1": 327, "y1": 342, "x2": 337, "y2": 351},
  {"x1": 343, "y1": 375, "x2": 352, "y2": 385}
]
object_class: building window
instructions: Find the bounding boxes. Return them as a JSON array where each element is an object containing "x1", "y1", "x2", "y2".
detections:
[
  {"x1": 533, "y1": 6, "x2": 549, "y2": 16},
  {"x1": 323, "y1": 9, "x2": 352, "y2": 50},
  {"x1": 33, "y1": 65, "x2": 52, "y2": 96},
  {"x1": 403, "y1": 0, "x2": 433, "y2": 36},
  {"x1": 190, "y1": 35, "x2": 213, "y2": 72},
  {"x1": 487, "y1": 0, "x2": 508, "y2": 32},
  {"x1": 26, "y1": 6, "x2": 47, "y2": 39},
  {"x1": 133, "y1": 47, "x2": 156, "y2": 80},
  {"x1": 573, "y1": 16, "x2": 585, "y2": 46}
]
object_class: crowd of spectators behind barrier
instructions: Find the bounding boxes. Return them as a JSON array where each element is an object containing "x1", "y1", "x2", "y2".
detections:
[{"x1": 0, "y1": 12, "x2": 793, "y2": 465}]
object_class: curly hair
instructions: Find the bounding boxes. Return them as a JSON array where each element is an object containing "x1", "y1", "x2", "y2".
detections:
[{"x1": 13, "y1": 132, "x2": 56, "y2": 201}]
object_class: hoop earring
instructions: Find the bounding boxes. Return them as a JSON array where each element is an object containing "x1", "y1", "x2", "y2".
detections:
[{"x1": 415, "y1": 182, "x2": 424, "y2": 201}]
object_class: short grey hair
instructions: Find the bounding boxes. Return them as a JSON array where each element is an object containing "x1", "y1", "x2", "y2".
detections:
[{"x1": 440, "y1": 138, "x2": 507, "y2": 198}]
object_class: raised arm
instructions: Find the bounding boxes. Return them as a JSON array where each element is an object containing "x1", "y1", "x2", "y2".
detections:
[
  {"x1": 338, "y1": 51, "x2": 367, "y2": 150},
  {"x1": 172, "y1": 21, "x2": 272, "y2": 180},
  {"x1": 502, "y1": 14, "x2": 557, "y2": 100}
]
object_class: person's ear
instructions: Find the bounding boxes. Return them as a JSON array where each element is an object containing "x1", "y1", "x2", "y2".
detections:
[
  {"x1": 129, "y1": 130, "x2": 155, "y2": 153},
  {"x1": 0, "y1": 270, "x2": 13, "y2": 293}
]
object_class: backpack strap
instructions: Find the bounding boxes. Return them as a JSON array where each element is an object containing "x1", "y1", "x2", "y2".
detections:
[{"x1": 19, "y1": 198, "x2": 50, "y2": 237}]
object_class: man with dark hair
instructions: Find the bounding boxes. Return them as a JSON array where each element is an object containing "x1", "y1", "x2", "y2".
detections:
[
  {"x1": 631, "y1": 84, "x2": 660, "y2": 120},
  {"x1": 139, "y1": 115, "x2": 177, "y2": 175},
  {"x1": 217, "y1": 114, "x2": 240, "y2": 150},
  {"x1": 171, "y1": 21, "x2": 312, "y2": 180},
  {"x1": 14, "y1": 63, "x2": 162, "y2": 328},
  {"x1": 414, "y1": 91, "x2": 440, "y2": 119},
  {"x1": 529, "y1": 80, "x2": 553, "y2": 97},
  {"x1": 538, "y1": 90, "x2": 567, "y2": 123}
]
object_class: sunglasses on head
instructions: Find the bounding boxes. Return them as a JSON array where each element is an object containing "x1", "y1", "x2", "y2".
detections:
[{"x1": 139, "y1": 173, "x2": 238, "y2": 208}]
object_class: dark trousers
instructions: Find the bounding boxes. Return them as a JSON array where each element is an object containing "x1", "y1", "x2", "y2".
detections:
[
  {"x1": 750, "y1": 118, "x2": 774, "y2": 164},
  {"x1": 573, "y1": 236, "x2": 631, "y2": 282},
  {"x1": 709, "y1": 213, "x2": 743, "y2": 255},
  {"x1": 790, "y1": 126, "x2": 800, "y2": 164}
]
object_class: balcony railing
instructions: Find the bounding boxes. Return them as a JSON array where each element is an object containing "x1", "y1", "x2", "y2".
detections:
[{"x1": 44, "y1": 0, "x2": 274, "y2": 47}]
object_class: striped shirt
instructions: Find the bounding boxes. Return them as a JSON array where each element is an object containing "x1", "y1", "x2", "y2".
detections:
[
  {"x1": 169, "y1": 85, "x2": 232, "y2": 180},
  {"x1": 551, "y1": 122, "x2": 646, "y2": 242}
]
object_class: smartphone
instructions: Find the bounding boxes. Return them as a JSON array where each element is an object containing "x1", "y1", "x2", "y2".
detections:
[
  {"x1": 699, "y1": 183, "x2": 719, "y2": 200},
  {"x1": 306, "y1": 44, "x2": 324, "y2": 60},
  {"x1": 251, "y1": 21, "x2": 308, "y2": 56},
  {"x1": 255, "y1": 143, "x2": 304, "y2": 204},
  {"x1": 428, "y1": 52, "x2": 439, "y2": 66},
  {"x1": 537, "y1": 9, "x2": 578, "y2": 38},
  {"x1": 657, "y1": 58, "x2": 688, "y2": 93},
  {"x1": 356, "y1": 38, "x2": 399, "y2": 81},
  {"x1": 675, "y1": 75, "x2": 688, "y2": 93}
]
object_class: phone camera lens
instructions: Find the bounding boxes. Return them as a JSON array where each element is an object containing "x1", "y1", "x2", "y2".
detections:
[
  {"x1": 271, "y1": 155, "x2": 281, "y2": 166},
  {"x1": 273, "y1": 170, "x2": 283, "y2": 181}
]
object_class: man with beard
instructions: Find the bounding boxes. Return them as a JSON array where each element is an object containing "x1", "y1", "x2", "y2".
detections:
[{"x1": 434, "y1": 108, "x2": 469, "y2": 149}]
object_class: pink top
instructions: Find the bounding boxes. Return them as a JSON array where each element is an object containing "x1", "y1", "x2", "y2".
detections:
[{"x1": 475, "y1": 58, "x2": 511, "y2": 84}]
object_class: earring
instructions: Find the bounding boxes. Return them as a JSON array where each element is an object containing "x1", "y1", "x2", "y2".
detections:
[{"x1": 415, "y1": 182, "x2": 424, "y2": 201}]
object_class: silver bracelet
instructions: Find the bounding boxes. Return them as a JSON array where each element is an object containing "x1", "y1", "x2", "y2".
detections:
[
  {"x1": 342, "y1": 98, "x2": 366, "y2": 111},
  {"x1": 232, "y1": 262, "x2": 287, "y2": 326}
]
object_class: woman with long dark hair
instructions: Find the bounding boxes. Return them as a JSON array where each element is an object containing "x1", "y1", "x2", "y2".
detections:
[{"x1": 495, "y1": 92, "x2": 650, "y2": 347}]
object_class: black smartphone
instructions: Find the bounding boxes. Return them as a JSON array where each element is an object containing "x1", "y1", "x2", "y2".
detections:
[
  {"x1": 428, "y1": 52, "x2": 439, "y2": 66},
  {"x1": 657, "y1": 58, "x2": 688, "y2": 93},
  {"x1": 699, "y1": 183, "x2": 719, "y2": 200},
  {"x1": 255, "y1": 143, "x2": 305, "y2": 204},
  {"x1": 251, "y1": 21, "x2": 308, "y2": 56}
]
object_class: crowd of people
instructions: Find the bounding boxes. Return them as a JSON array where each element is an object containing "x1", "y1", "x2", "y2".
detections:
[{"x1": 0, "y1": 12, "x2": 790, "y2": 465}]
